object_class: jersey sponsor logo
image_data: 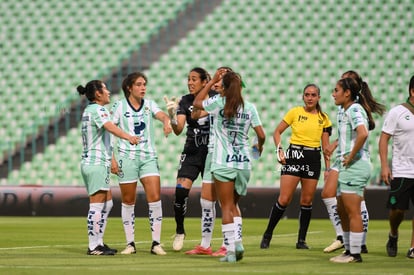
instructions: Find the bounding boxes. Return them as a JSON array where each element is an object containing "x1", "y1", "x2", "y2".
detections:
[
  {"x1": 193, "y1": 128, "x2": 209, "y2": 147},
  {"x1": 134, "y1": 121, "x2": 145, "y2": 135},
  {"x1": 226, "y1": 154, "x2": 250, "y2": 163},
  {"x1": 298, "y1": 115, "x2": 308, "y2": 122},
  {"x1": 219, "y1": 109, "x2": 250, "y2": 120}
]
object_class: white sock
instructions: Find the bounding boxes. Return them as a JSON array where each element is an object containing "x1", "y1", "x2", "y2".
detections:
[
  {"x1": 343, "y1": 231, "x2": 350, "y2": 252},
  {"x1": 200, "y1": 198, "x2": 216, "y2": 248},
  {"x1": 233, "y1": 216, "x2": 242, "y2": 243},
  {"x1": 87, "y1": 202, "x2": 104, "y2": 250},
  {"x1": 148, "y1": 200, "x2": 162, "y2": 243},
  {"x1": 122, "y1": 203, "x2": 135, "y2": 244},
  {"x1": 350, "y1": 231, "x2": 363, "y2": 254},
  {"x1": 222, "y1": 223, "x2": 235, "y2": 253},
  {"x1": 322, "y1": 197, "x2": 343, "y2": 238},
  {"x1": 99, "y1": 199, "x2": 113, "y2": 245},
  {"x1": 360, "y1": 200, "x2": 369, "y2": 246}
]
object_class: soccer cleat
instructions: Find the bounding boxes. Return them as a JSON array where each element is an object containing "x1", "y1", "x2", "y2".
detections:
[
  {"x1": 361, "y1": 244, "x2": 368, "y2": 254},
  {"x1": 331, "y1": 254, "x2": 362, "y2": 264},
  {"x1": 185, "y1": 245, "x2": 212, "y2": 255},
  {"x1": 260, "y1": 233, "x2": 272, "y2": 249},
  {"x1": 296, "y1": 240, "x2": 309, "y2": 249},
  {"x1": 329, "y1": 250, "x2": 350, "y2": 262},
  {"x1": 406, "y1": 248, "x2": 414, "y2": 259},
  {"x1": 330, "y1": 253, "x2": 362, "y2": 263},
  {"x1": 324, "y1": 240, "x2": 344, "y2": 253},
  {"x1": 235, "y1": 242, "x2": 244, "y2": 261},
  {"x1": 386, "y1": 234, "x2": 398, "y2": 257},
  {"x1": 87, "y1": 245, "x2": 115, "y2": 256},
  {"x1": 103, "y1": 243, "x2": 118, "y2": 254},
  {"x1": 151, "y1": 241, "x2": 167, "y2": 255},
  {"x1": 212, "y1": 246, "x2": 227, "y2": 257},
  {"x1": 121, "y1": 242, "x2": 136, "y2": 255},
  {"x1": 172, "y1": 234, "x2": 185, "y2": 251},
  {"x1": 219, "y1": 251, "x2": 237, "y2": 263}
]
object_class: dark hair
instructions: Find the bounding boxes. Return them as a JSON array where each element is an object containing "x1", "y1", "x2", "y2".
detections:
[
  {"x1": 409, "y1": 75, "x2": 414, "y2": 95},
  {"x1": 189, "y1": 67, "x2": 210, "y2": 82},
  {"x1": 222, "y1": 71, "x2": 244, "y2": 119},
  {"x1": 77, "y1": 80, "x2": 105, "y2": 102},
  {"x1": 303, "y1": 83, "x2": 327, "y2": 120},
  {"x1": 122, "y1": 72, "x2": 147, "y2": 98},
  {"x1": 341, "y1": 70, "x2": 386, "y2": 117},
  {"x1": 338, "y1": 77, "x2": 384, "y2": 130}
]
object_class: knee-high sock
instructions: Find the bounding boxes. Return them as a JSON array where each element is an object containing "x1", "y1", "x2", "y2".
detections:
[
  {"x1": 263, "y1": 201, "x2": 286, "y2": 236},
  {"x1": 361, "y1": 200, "x2": 369, "y2": 246},
  {"x1": 174, "y1": 187, "x2": 189, "y2": 234},
  {"x1": 350, "y1": 231, "x2": 363, "y2": 254},
  {"x1": 149, "y1": 200, "x2": 163, "y2": 243},
  {"x1": 87, "y1": 202, "x2": 104, "y2": 250},
  {"x1": 322, "y1": 197, "x2": 343, "y2": 238},
  {"x1": 122, "y1": 203, "x2": 135, "y2": 244},
  {"x1": 200, "y1": 198, "x2": 216, "y2": 248},
  {"x1": 99, "y1": 199, "x2": 113, "y2": 245},
  {"x1": 222, "y1": 223, "x2": 235, "y2": 253},
  {"x1": 343, "y1": 231, "x2": 350, "y2": 252},
  {"x1": 234, "y1": 216, "x2": 242, "y2": 243},
  {"x1": 298, "y1": 205, "x2": 312, "y2": 242}
]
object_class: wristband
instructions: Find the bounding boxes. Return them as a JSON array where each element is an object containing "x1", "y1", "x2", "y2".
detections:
[{"x1": 171, "y1": 119, "x2": 178, "y2": 125}]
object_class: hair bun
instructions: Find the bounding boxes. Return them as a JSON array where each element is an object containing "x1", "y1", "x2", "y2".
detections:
[{"x1": 77, "y1": 85, "x2": 86, "y2": 95}]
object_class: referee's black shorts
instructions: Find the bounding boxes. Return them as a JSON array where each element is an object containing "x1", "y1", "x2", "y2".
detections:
[{"x1": 280, "y1": 144, "x2": 321, "y2": 180}]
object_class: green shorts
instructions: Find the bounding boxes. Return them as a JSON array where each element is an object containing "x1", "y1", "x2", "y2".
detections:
[
  {"x1": 336, "y1": 158, "x2": 371, "y2": 197},
  {"x1": 202, "y1": 152, "x2": 213, "y2": 184},
  {"x1": 81, "y1": 164, "x2": 110, "y2": 196},
  {"x1": 116, "y1": 155, "x2": 160, "y2": 184},
  {"x1": 212, "y1": 166, "x2": 250, "y2": 196}
]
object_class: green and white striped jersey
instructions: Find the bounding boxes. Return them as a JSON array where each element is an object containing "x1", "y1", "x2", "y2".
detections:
[
  {"x1": 111, "y1": 98, "x2": 161, "y2": 159},
  {"x1": 203, "y1": 96, "x2": 262, "y2": 170},
  {"x1": 336, "y1": 103, "x2": 370, "y2": 161},
  {"x1": 81, "y1": 103, "x2": 112, "y2": 167}
]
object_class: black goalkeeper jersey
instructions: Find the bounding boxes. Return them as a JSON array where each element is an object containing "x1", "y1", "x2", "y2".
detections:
[{"x1": 177, "y1": 90, "x2": 218, "y2": 154}]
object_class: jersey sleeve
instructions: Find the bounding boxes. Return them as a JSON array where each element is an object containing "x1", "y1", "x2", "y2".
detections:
[
  {"x1": 94, "y1": 106, "x2": 111, "y2": 128},
  {"x1": 282, "y1": 107, "x2": 297, "y2": 125},
  {"x1": 150, "y1": 99, "x2": 162, "y2": 117},
  {"x1": 323, "y1": 112, "x2": 332, "y2": 128},
  {"x1": 349, "y1": 105, "x2": 367, "y2": 130},
  {"x1": 381, "y1": 108, "x2": 397, "y2": 135},
  {"x1": 203, "y1": 95, "x2": 221, "y2": 114},
  {"x1": 176, "y1": 95, "x2": 186, "y2": 115},
  {"x1": 250, "y1": 103, "x2": 262, "y2": 128},
  {"x1": 110, "y1": 101, "x2": 121, "y2": 125}
]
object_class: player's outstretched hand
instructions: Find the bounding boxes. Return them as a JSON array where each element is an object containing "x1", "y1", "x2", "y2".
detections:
[{"x1": 163, "y1": 96, "x2": 179, "y2": 121}]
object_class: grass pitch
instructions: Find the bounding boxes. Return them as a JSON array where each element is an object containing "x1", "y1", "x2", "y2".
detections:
[{"x1": 0, "y1": 217, "x2": 412, "y2": 274}]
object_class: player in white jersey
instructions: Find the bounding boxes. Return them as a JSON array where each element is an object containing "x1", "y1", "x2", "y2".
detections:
[
  {"x1": 77, "y1": 80, "x2": 139, "y2": 256},
  {"x1": 329, "y1": 77, "x2": 384, "y2": 263},
  {"x1": 194, "y1": 69, "x2": 266, "y2": 263},
  {"x1": 322, "y1": 71, "x2": 385, "y2": 254},
  {"x1": 110, "y1": 72, "x2": 172, "y2": 255},
  {"x1": 380, "y1": 75, "x2": 414, "y2": 258}
]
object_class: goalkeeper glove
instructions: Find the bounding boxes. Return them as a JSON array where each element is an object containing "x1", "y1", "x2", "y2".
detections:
[{"x1": 163, "y1": 95, "x2": 179, "y2": 124}]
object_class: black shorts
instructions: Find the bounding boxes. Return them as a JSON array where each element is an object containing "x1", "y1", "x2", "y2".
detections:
[
  {"x1": 280, "y1": 144, "x2": 321, "y2": 180},
  {"x1": 176, "y1": 147, "x2": 208, "y2": 182},
  {"x1": 387, "y1": 177, "x2": 414, "y2": 210}
]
